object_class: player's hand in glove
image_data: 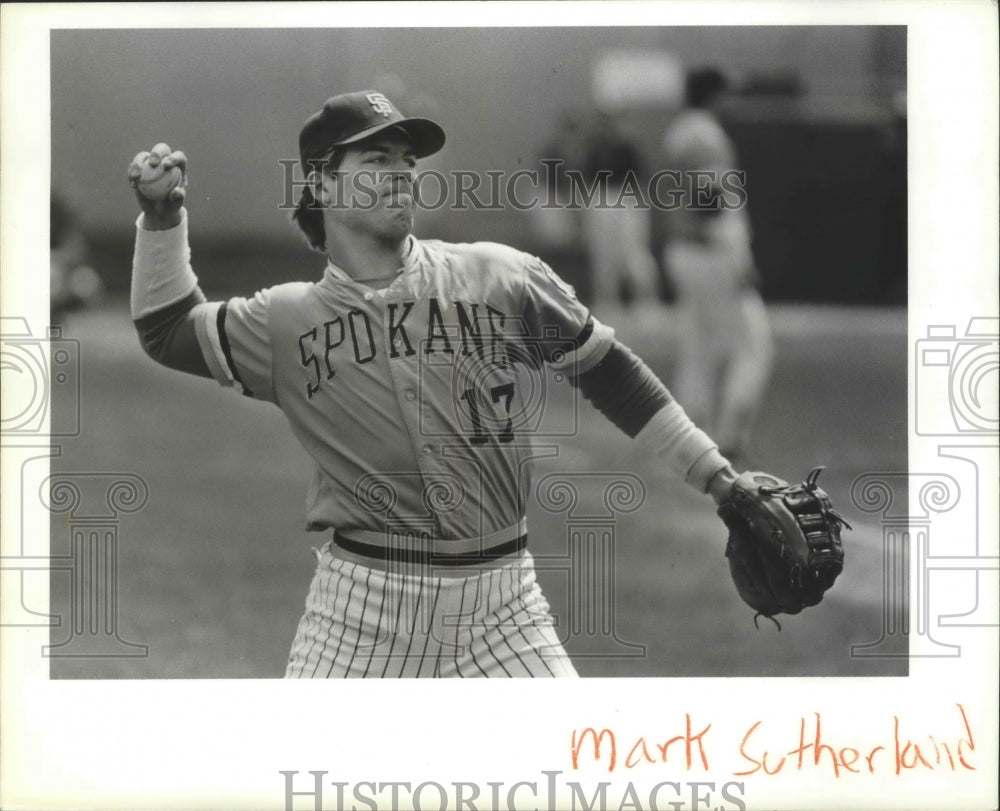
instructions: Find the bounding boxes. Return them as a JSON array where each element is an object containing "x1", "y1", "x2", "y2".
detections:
[
  {"x1": 712, "y1": 466, "x2": 851, "y2": 629},
  {"x1": 127, "y1": 143, "x2": 187, "y2": 230}
]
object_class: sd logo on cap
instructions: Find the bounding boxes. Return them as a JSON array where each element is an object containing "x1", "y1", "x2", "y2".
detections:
[{"x1": 299, "y1": 90, "x2": 446, "y2": 169}]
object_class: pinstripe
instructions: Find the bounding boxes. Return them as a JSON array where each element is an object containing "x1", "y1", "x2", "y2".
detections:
[
  {"x1": 290, "y1": 611, "x2": 312, "y2": 677},
  {"x1": 362, "y1": 569, "x2": 390, "y2": 678},
  {"x1": 495, "y1": 565, "x2": 531, "y2": 676},
  {"x1": 379, "y1": 572, "x2": 408, "y2": 678},
  {"x1": 454, "y1": 576, "x2": 470, "y2": 677},
  {"x1": 513, "y1": 564, "x2": 559, "y2": 677},
  {"x1": 342, "y1": 567, "x2": 374, "y2": 677},
  {"x1": 475, "y1": 570, "x2": 510, "y2": 677},
  {"x1": 285, "y1": 615, "x2": 303, "y2": 677},
  {"x1": 467, "y1": 573, "x2": 490, "y2": 677},
  {"x1": 329, "y1": 560, "x2": 350, "y2": 670},
  {"x1": 287, "y1": 591, "x2": 309, "y2": 677},
  {"x1": 325, "y1": 558, "x2": 355, "y2": 677},
  {"x1": 326, "y1": 562, "x2": 359, "y2": 677},
  {"x1": 418, "y1": 579, "x2": 442, "y2": 678},
  {"x1": 302, "y1": 555, "x2": 338, "y2": 678},
  {"x1": 484, "y1": 569, "x2": 513, "y2": 677},
  {"x1": 399, "y1": 574, "x2": 425, "y2": 678},
  {"x1": 286, "y1": 634, "x2": 300, "y2": 677},
  {"x1": 287, "y1": 550, "x2": 575, "y2": 678},
  {"x1": 514, "y1": 587, "x2": 557, "y2": 677},
  {"x1": 303, "y1": 556, "x2": 332, "y2": 678}
]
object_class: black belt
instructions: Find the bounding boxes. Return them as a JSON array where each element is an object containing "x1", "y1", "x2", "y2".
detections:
[{"x1": 332, "y1": 531, "x2": 527, "y2": 567}]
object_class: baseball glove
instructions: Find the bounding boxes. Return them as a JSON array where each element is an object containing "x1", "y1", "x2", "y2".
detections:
[{"x1": 717, "y1": 466, "x2": 850, "y2": 629}]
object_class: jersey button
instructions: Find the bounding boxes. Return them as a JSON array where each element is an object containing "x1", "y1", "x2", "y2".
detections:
[
  {"x1": 363, "y1": 291, "x2": 374, "y2": 301},
  {"x1": 405, "y1": 390, "x2": 416, "y2": 401},
  {"x1": 422, "y1": 444, "x2": 434, "y2": 455}
]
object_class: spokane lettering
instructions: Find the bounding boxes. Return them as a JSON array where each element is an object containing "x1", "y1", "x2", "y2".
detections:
[
  {"x1": 387, "y1": 301, "x2": 415, "y2": 357},
  {"x1": 297, "y1": 299, "x2": 512, "y2": 398},
  {"x1": 455, "y1": 302, "x2": 485, "y2": 356},
  {"x1": 425, "y1": 297, "x2": 454, "y2": 355}
]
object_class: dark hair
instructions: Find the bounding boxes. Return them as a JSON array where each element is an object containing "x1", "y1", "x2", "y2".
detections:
[
  {"x1": 685, "y1": 67, "x2": 729, "y2": 109},
  {"x1": 290, "y1": 151, "x2": 343, "y2": 252}
]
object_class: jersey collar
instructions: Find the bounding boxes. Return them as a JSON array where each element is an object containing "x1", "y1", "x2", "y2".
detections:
[{"x1": 322, "y1": 234, "x2": 420, "y2": 286}]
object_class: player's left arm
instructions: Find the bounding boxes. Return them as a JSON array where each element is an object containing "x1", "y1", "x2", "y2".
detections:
[
  {"x1": 521, "y1": 256, "x2": 737, "y2": 502},
  {"x1": 570, "y1": 341, "x2": 739, "y2": 501},
  {"x1": 523, "y1": 257, "x2": 848, "y2": 622}
]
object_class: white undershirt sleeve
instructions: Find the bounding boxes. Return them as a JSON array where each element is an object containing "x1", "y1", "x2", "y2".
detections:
[
  {"x1": 130, "y1": 209, "x2": 199, "y2": 320},
  {"x1": 635, "y1": 400, "x2": 731, "y2": 493}
]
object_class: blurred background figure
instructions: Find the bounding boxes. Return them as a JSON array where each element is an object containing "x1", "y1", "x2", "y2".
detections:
[
  {"x1": 659, "y1": 66, "x2": 774, "y2": 464},
  {"x1": 531, "y1": 108, "x2": 587, "y2": 252},
  {"x1": 50, "y1": 192, "x2": 103, "y2": 322},
  {"x1": 579, "y1": 110, "x2": 660, "y2": 316}
]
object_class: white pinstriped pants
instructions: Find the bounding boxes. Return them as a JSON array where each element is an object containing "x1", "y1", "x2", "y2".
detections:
[{"x1": 285, "y1": 544, "x2": 578, "y2": 678}]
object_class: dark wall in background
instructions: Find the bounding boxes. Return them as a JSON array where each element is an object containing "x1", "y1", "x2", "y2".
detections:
[{"x1": 729, "y1": 118, "x2": 907, "y2": 304}]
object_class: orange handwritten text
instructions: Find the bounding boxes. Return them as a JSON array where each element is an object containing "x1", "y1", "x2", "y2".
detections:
[
  {"x1": 736, "y1": 703, "x2": 976, "y2": 778},
  {"x1": 571, "y1": 715, "x2": 712, "y2": 773}
]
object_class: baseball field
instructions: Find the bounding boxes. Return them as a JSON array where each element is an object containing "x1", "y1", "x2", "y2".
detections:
[{"x1": 47, "y1": 296, "x2": 907, "y2": 679}]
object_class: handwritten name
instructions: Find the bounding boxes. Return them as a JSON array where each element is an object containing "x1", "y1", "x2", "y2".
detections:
[
  {"x1": 736, "y1": 703, "x2": 976, "y2": 777},
  {"x1": 572, "y1": 715, "x2": 712, "y2": 773},
  {"x1": 570, "y1": 704, "x2": 977, "y2": 778}
]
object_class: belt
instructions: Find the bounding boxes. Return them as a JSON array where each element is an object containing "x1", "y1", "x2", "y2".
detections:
[{"x1": 332, "y1": 529, "x2": 527, "y2": 567}]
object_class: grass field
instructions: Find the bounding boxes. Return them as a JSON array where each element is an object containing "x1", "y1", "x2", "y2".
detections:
[{"x1": 48, "y1": 299, "x2": 908, "y2": 679}]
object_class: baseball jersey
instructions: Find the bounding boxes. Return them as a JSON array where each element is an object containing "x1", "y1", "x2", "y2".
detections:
[
  {"x1": 660, "y1": 109, "x2": 757, "y2": 289},
  {"x1": 190, "y1": 236, "x2": 614, "y2": 551}
]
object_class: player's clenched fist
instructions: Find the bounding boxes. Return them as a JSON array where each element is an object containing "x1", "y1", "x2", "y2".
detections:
[{"x1": 128, "y1": 143, "x2": 187, "y2": 230}]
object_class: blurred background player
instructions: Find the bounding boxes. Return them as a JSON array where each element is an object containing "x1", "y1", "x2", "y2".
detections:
[
  {"x1": 50, "y1": 192, "x2": 103, "y2": 322},
  {"x1": 530, "y1": 108, "x2": 587, "y2": 253},
  {"x1": 659, "y1": 66, "x2": 774, "y2": 464},
  {"x1": 579, "y1": 110, "x2": 660, "y2": 316}
]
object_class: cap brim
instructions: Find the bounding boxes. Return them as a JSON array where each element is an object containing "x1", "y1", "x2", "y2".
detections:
[{"x1": 334, "y1": 117, "x2": 446, "y2": 159}]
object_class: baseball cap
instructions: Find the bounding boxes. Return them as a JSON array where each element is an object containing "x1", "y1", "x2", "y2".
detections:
[{"x1": 299, "y1": 90, "x2": 446, "y2": 169}]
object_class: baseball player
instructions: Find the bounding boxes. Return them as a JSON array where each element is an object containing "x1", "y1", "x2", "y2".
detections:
[
  {"x1": 578, "y1": 111, "x2": 659, "y2": 314},
  {"x1": 660, "y1": 67, "x2": 774, "y2": 465},
  {"x1": 128, "y1": 90, "x2": 745, "y2": 678}
]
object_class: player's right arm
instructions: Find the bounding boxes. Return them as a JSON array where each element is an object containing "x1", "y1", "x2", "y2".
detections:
[{"x1": 128, "y1": 144, "x2": 275, "y2": 400}]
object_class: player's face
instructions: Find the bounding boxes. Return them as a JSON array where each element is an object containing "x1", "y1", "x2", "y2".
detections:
[{"x1": 320, "y1": 130, "x2": 418, "y2": 242}]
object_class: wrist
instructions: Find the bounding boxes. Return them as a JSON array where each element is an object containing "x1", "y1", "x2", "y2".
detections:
[
  {"x1": 635, "y1": 402, "x2": 736, "y2": 495},
  {"x1": 138, "y1": 208, "x2": 184, "y2": 232},
  {"x1": 707, "y1": 465, "x2": 739, "y2": 504}
]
